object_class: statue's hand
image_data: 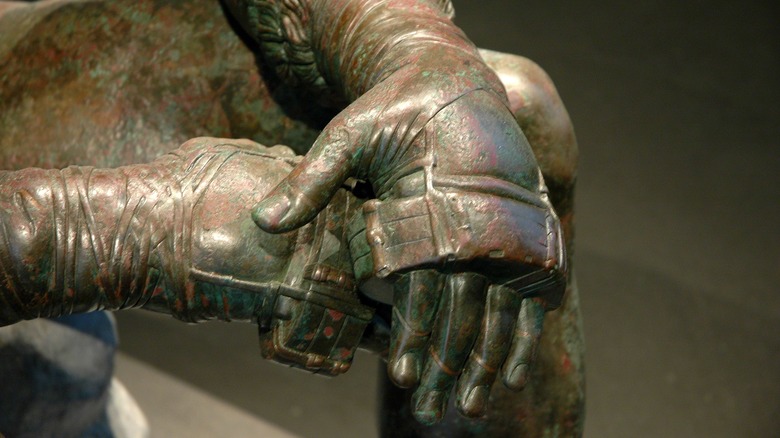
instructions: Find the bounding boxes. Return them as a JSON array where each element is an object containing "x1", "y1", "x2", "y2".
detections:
[
  {"x1": 252, "y1": 68, "x2": 566, "y2": 423},
  {"x1": 346, "y1": 183, "x2": 565, "y2": 424}
]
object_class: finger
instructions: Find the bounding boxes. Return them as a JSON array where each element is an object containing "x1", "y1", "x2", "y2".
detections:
[
  {"x1": 387, "y1": 270, "x2": 444, "y2": 388},
  {"x1": 412, "y1": 273, "x2": 488, "y2": 425},
  {"x1": 252, "y1": 125, "x2": 357, "y2": 233},
  {"x1": 455, "y1": 284, "x2": 521, "y2": 418},
  {"x1": 501, "y1": 297, "x2": 545, "y2": 391}
]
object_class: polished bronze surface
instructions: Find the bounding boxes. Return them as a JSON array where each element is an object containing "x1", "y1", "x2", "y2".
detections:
[{"x1": 0, "y1": 1, "x2": 581, "y2": 435}]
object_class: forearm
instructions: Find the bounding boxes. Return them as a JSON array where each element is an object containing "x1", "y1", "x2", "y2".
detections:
[
  {"x1": 0, "y1": 137, "x2": 373, "y2": 374},
  {"x1": 0, "y1": 147, "x2": 265, "y2": 325},
  {"x1": 308, "y1": 0, "x2": 501, "y2": 100},
  {"x1": 227, "y1": 0, "x2": 505, "y2": 103}
]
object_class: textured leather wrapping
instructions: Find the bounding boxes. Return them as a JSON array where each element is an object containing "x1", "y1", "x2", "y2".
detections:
[
  {"x1": 231, "y1": 0, "x2": 456, "y2": 101},
  {"x1": 259, "y1": 188, "x2": 375, "y2": 375},
  {"x1": 349, "y1": 189, "x2": 567, "y2": 310}
]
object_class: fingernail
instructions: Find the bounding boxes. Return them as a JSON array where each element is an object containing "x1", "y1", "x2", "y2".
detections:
[
  {"x1": 506, "y1": 364, "x2": 529, "y2": 390},
  {"x1": 412, "y1": 390, "x2": 445, "y2": 425},
  {"x1": 252, "y1": 194, "x2": 290, "y2": 231},
  {"x1": 390, "y1": 353, "x2": 419, "y2": 388},
  {"x1": 460, "y1": 386, "x2": 489, "y2": 418}
]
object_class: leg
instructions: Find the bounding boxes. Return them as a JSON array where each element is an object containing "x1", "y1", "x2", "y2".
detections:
[{"x1": 377, "y1": 49, "x2": 584, "y2": 437}]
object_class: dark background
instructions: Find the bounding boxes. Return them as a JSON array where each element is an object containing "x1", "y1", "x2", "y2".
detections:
[{"x1": 116, "y1": 1, "x2": 780, "y2": 436}]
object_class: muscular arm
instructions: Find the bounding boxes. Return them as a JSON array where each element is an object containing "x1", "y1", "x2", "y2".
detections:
[
  {"x1": 0, "y1": 137, "x2": 371, "y2": 374},
  {"x1": 0, "y1": 139, "x2": 295, "y2": 325},
  {"x1": 225, "y1": 0, "x2": 487, "y2": 103}
]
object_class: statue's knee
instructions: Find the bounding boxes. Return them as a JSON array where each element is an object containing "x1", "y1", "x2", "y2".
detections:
[{"x1": 479, "y1": 49, "x2": 578, "y2": 194}]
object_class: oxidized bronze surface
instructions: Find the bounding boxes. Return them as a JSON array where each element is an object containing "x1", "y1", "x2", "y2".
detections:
[{"x1": 0, "y1": 0, "x2": 583, "y2": 436}]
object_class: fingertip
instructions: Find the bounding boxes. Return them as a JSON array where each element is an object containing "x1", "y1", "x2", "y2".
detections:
[
  {"x1": 412, "y1": 390, "x2": 447, "y2": 425},
  {"x1": 252, "y1": 193, "x2": 291, "y2": 233},
  {"x1": 502, "y1": 363, "x2": 530, "y2": 391},
  {"x1": 457, "y1": 385, "x2": 490, "y2": 418},
  {"x1": 388, "y1": 353, "x2": 420, "y2": 389}
]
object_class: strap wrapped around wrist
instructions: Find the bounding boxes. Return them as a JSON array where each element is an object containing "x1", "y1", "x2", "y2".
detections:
[
  {"x1": 259, "y1": 188, "x2": 374, "y2": 375},
  {"x1": 348, "y1": 179, "x2": 567, "y2": 310},
  {"x1": 245, "y1": 0, "x2": 330, "y2": 96},
  {"x1": 239, "y1": 0, "x2": 455, "y2": 101}
]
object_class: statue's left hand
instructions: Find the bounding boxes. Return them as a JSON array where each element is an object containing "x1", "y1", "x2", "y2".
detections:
[{"x1": 251, "y1": 46, "x2": 565, "y2": 423}]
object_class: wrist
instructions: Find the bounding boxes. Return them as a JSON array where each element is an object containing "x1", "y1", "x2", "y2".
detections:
[
  {"x1": 226, "y1": 0, "x2": 502, "y2": 104},
  {"x1": 309, "y1": 0, "x2": 501, "y2": 101}
]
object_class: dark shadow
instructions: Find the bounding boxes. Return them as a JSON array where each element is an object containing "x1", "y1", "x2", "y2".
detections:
[{"x1": 217, "y1": 0, "x2": 338, "y2": 140}]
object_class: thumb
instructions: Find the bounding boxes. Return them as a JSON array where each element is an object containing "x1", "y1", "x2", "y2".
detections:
[{"x1": 252, "y1": 126, "x2": 357, "y2": 233}]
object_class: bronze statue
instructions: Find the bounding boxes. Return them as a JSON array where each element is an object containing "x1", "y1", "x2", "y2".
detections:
[{"x1": 0, "y1": 0, "x2": 582, "y2": 436}]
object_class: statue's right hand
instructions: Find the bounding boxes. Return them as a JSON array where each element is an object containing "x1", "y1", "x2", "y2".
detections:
[{"x1": 250, "y1": 85, "x2": 567, "y2": 423}]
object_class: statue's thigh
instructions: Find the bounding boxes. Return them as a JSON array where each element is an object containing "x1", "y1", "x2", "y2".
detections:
[{"x1": 377, "y1": 51, "x2": 584, "y2": 437}]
